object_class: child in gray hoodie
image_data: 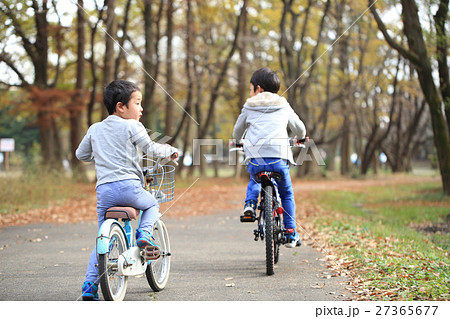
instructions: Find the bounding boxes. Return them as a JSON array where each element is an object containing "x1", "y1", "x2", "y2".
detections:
[
  {"x1": 233, "y1": 67, "x2": 306, "y2": 248},
  {"x1": 76, "y1": 80, "x2": 178, "y2": 300}
]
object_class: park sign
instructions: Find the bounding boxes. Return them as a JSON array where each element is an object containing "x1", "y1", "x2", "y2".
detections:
[{"x1": 0, "y1": 138, "x2": 15, "y2": 152}]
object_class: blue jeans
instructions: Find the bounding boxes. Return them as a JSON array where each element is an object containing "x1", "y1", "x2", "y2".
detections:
[
  {"x1": 85, "y1": 179, "x2": 160, "y2": 283},
  {"x1": 246, "y1": 158, "x2": 296, "y2": 229}
]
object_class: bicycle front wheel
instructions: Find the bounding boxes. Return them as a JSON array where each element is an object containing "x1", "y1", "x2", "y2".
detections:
[
  {"x1": 146, "y1": 219, "x2": 171, "y2": 291},
  {"x1": 263, "y1": 185, "x2": 275, "y2": 275},
  {"x1": 98, "y1": 223, "x2": 128, "y2": 301}
]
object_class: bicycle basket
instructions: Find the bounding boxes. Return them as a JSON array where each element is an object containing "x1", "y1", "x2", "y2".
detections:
[{"x1": 144, "y1": 164, "x2": 176, "y2": 204}]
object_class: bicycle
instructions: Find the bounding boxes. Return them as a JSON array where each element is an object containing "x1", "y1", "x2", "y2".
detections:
[
  {"x1": 230, "y1": 137, "x2": 307, "y2": 275},
  {"x1": 96, "y1": 157, "x2": 175, "y2": 301}
]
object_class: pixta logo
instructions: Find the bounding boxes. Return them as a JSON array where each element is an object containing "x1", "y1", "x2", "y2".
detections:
[{"x1": 193, "y1": 138, "x2": 325, "y2": 166}]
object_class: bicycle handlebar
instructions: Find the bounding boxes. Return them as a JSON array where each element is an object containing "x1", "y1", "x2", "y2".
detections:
[{"x1": 229, "y1": 137, "x2": 309, "y2": 152}]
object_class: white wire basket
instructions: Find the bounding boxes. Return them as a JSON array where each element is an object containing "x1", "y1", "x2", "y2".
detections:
[{"x1": 143, "y1": 159, "x2": 176, "y2": 204}]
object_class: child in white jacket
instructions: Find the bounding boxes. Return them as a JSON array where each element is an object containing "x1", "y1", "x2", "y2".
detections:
[{"x1": 233, "y1": 67, "x2": 306, "y2": 248}]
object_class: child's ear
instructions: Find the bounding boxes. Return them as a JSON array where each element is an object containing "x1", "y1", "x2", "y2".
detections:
[{"x1": 116, "y1": 102, "x2": 125, "y2": 113}]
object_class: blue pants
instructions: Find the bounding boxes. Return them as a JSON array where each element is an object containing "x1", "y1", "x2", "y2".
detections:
[
  {"x1": 85, "y1": 179, "x2": 160, "y2": 283},
  {"x1": 246, "y1": 158, "x2": 296, "y2": 229}
]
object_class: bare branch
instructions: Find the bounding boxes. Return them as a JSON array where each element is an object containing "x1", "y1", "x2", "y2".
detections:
[
  {"x1": 368, "y1": 0, "x2": 420, "y2": 65},
  {"x1": 0, "y1": 51, "x2": 31, "y2": 87}
]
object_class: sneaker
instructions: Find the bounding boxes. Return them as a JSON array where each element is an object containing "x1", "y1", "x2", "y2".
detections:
[
  {"x1": 136, "y1": 229, "x2": 159, "y2": 249},
  {"x1": 285, "y1": 229, "x2": 301, "y2": 248},
  {"x1": 81, "y1": 281, "x2": 98, "y2": 301},
  {"x1": 240, "y1": 201, "x2": 257, "y2": 222},
  {"x1": 243, "y1": 201, "x2": 256, "y2": 216}
]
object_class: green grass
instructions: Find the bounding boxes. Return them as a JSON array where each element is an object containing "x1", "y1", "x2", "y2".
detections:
[{"x1": 311, "y1": 181, "x2": 450, "y2": 300}]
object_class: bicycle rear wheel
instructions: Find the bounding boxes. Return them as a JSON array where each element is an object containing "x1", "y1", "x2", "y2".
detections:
[
  {"x1": 263, "y1": 185, "x2": 275, "y2": 275},
  {"x1": 146, "y1": 220, "x2": 171, "y2": 291},
  {"x1": 98, "y1": 223, "x2": 128, "y2": 301}
]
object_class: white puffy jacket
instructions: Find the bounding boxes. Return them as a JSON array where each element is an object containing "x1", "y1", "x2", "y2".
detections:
[{"x1": 233, "y1": 92, "x2": 306, "y2": 164}]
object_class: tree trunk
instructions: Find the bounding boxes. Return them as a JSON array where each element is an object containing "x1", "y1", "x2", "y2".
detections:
[
  {"x1": 86, "y1": 3, "x2": 107, "y2": 126},
  {"x1": 32, "y1": 1, "x2": 62, "y2": 168},
  {"x1": 114, "y1": 0, "x2": 132, "y2": 79},
  {"x1": 164, "y1": 0, "x2": 174, "y2": 137},
  {"x1": 340, "y1": 119, "x2": 351, "y2": 175},
  {"x1": 142, "y1": 0, "x2": 163, "y2": 130},
  {"x1": 102, "y1": 0, "x2": 116, "y2": 119},
  {"x1": 337, "y1": 6, "x2": 351, "y2": 175},
  {"x1": 235, "y1": 0, "x2": 248, "y2": 179},
  {"x1": 401, "y1": 0, "x2": 450, "y2": 194},
  {"x1": 71, "y1": 0, "x2": 87, "y2": 180},
  {"x1": 434, "y1": 0, "x2": 450, "y2": 135}
]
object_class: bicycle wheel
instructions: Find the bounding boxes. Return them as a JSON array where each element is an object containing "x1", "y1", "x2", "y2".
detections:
[
  {"x1": 98, "y1": 223, "x2": 128, "y2": 301},
  {"x1": 146, "y1": 220, "x2": 171, "y2": 291},
  {"x1": 263, "y1": 185, "x2": 275, "y2": 275}
]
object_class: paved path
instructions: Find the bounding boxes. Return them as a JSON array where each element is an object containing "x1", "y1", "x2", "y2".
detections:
[{"x1": 0, "y1": 211, "x2": 349, "y2": 301}]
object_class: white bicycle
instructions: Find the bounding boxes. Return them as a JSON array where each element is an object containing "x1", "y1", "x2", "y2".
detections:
[{"x1": 97, "y1": 158, "x2": 175, "y2": 301}]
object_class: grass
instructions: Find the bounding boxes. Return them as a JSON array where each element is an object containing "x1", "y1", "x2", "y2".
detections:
[
  {"x1": 0, "y1": 166, "x2": 91, "y2": 216},
  {"x1": 310, "y1": 180, "x2": 450, "y2": 300}
]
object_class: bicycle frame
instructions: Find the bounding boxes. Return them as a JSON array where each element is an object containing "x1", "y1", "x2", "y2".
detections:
[{"x1": 253, "y1": 172, "x2": 287, "y2": 245}]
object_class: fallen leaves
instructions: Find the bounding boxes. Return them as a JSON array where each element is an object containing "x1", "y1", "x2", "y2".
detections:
[
  {"x1": 310, "y1": 282, "x2": 326, "y2": 289},
  {"x1": 224, "y1": 277, "x2": 235, "y2": 287}
]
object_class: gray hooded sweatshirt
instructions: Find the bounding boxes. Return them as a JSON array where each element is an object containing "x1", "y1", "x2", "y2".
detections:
[{"x1": 233, "y1": 92, "x2": 306, "y2": 164}]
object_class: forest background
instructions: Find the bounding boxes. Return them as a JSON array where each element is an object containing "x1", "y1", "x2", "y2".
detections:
[{"x1": 0, "y1": 0, "x2": 449, "y2": 195}]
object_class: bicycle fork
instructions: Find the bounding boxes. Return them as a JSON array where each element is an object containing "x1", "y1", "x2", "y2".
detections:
[{"x1": 253, "y1": 193, "x2": 289, "y2": 245}]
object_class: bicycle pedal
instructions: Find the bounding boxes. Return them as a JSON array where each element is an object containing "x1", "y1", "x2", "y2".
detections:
[
  {"x1": 240, "y1": 215, "x2": 256, "y2": 223},
  {"x1": 140, "y1": 246, "x2": 161, "y2": 260}
]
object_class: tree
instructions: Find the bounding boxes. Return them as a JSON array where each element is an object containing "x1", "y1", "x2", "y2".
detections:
[
  {"x1": 141, "y1": 0, "x2": 164, "y2": 130},
  {"x1": 433, "y1": 0, "x2": 450, "y2": 135},
  {"x1": 0, "y1": 0, "x2": 65, "y2": 167},
  {"x1": 369, "y1": 0, "x2": 450, "y2": 194},
  {"x1": 164, "y1": 0, "x2": 174, "y2": 137},
  {"x1": 279, "y1": 0, "x2": 332, "y2": 176},
  {"x1": 70, "y1": 0, "x2": 87, "y2": 179},
  {"x1": 86, "y1": 1, "x2": 107, "y2": 127},
  {"x1": 102, "y1": 0, "x2": 117, "y2": 120}
]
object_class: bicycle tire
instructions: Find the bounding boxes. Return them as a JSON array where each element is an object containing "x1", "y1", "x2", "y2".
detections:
[
  {"x1": 98, "y1": 223, "x2": 128, "y2": 301},
  {"x1": 264, "y1": 185, "x2": 275, "y2": 275},
  {"x1": 146, "y1": 220, "x2": 171, "y2": 291}
]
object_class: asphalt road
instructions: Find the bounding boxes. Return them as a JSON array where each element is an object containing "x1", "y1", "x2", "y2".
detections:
[{"x1": 0, "y1": 211, "x2": 349, "y2": 301}]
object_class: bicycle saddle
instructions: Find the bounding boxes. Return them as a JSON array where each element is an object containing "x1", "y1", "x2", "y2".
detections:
[{"x1": 105, "y1": 207, "x2": 139, "y2": 220}]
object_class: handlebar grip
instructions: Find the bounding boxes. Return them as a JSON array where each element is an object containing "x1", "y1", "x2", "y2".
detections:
[{"x1": 297, "y1": 137, "x2": 309, "y2": 143}]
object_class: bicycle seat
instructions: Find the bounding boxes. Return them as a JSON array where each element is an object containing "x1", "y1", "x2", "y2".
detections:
[
  {"x1": 256, "y1": 171, "x2": 282, "y2": 182},
  {"x1": 105, "y1": 207, "x2": 139, "y2": 220}
]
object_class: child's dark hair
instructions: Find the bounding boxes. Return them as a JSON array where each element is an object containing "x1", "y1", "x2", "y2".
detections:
[
  {"x1": 103, "y1": 80, "x2": 141, "y2": 115},
  {"x1": 250, "y1": 67, "x2": 280, "y2": 93}
]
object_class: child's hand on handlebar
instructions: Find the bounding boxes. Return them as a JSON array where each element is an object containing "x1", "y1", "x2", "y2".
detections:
[
  {"x1": 230, "y1": 139, "x2": 244, "y2": 148},
  {"x1": 293, "y1": 136, "x2": 309, "y2": 145},
  {"x1": 170, "y1": 152, "x2": 179, "y2": 160}
]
